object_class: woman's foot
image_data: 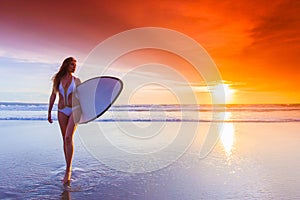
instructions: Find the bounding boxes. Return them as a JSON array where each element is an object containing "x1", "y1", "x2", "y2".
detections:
[{"x1": 62, "y1": 170, "x2": 72, "y2": 185}]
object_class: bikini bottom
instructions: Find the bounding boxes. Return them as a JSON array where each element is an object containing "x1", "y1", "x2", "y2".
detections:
[{"x1": 58, "y1": 106, "x2": 80, "y2": 117}]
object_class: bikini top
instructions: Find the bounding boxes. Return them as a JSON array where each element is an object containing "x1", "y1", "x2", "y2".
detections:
[{"x1": 59, "y1": 77, "x2": 76, "y2": 106}]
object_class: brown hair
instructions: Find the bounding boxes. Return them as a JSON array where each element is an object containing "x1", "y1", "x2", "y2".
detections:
[{"x1": 52, "y1": 57, "x2": 76, "y2": 92}]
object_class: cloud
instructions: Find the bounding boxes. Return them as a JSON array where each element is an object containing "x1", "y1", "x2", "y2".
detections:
[
  {"x1": 249, "y1": 0, "x2": 299, "y2": 45},
  {"x1": 0, "y1": 48, "x2": 58, "y2": 64},
  {"x1": 0, "y1": 0, "x2": 299, "y2": 103}
]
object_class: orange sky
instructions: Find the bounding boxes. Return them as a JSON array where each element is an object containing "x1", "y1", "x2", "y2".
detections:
[{"x1": 0, "y1": 0, "x2": 299, "y2": 104}]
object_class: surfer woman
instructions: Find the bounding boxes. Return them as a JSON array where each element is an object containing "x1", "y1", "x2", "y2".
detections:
[{"x1": 48, "y1": 57, "x2": 81, "y2": 185}]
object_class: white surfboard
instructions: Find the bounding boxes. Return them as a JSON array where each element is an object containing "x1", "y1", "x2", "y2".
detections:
[{"x1": 76, "y1": 76, "x2": 123, "y2": 124}]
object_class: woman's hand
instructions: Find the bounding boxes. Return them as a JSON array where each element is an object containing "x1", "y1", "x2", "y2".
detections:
[
  {"x1": 48, "y1": 90, "x2": 56, "y2": 124},
  {"x1": 48, "y1": 112, "x2": 53, "y2": 123}
]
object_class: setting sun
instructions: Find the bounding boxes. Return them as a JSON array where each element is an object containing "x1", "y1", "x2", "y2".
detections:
[
  {"x1": 208, "y1": 82, "x2": 236, "y2": 104},
  {"x1": 222, "y1": 83, "x2": 235, "y2": 104}
]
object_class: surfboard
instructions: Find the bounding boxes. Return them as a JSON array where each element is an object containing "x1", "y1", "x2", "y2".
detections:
[{"x1": 76, "y1": 76, "x2": 123, "y2": 124}]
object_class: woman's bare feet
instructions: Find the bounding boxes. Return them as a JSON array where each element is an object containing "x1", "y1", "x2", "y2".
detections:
[{"x1": 62, "y1": 170, "x2": 72, "y2": 185}]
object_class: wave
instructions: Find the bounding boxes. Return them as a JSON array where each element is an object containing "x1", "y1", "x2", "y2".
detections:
[
  {"x1": 1, "y1": 117, "x2": 300, "y2": 123},
  {"x1": 1, "y1": 102, "x2": 300, "y2": 123},
  {"x1": 1, "y1": 102, "x2": 300, "y2": 112},
  {"x1": 0, "y1": 102, "x2": 56, "y2": 111}
]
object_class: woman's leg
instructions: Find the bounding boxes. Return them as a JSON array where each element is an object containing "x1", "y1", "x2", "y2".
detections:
[
  {"x1": 63, "y1": 108, "x2": 81, "y2": 184},
  {"x1": 58, "y1": 112, "x2": 69, "y2": 164}
]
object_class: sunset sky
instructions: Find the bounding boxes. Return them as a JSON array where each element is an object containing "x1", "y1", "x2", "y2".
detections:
[{"x1": 0, "y1": 0, "x2": 299, "y2": 104}]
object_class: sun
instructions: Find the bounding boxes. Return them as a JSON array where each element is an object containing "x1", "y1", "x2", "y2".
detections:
[
  {"x1": 209, "y1": 81, "x2": 236, "y2": 104},
  {"x1": 222, "y1": 83, "x2": 235, "y2": 104}
]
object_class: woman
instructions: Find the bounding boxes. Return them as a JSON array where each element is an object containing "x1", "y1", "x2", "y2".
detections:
[{"x1": 48, "y1": 57, "x2": 81, "y2": 185}]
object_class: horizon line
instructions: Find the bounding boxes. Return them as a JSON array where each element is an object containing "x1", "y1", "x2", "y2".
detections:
[{"x1": 1, "y1": 101, "x2": 300, "y2": 106}]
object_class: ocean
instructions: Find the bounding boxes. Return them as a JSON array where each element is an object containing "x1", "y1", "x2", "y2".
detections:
[
  {"x1": 0, "y1": 103, "x2": 300, "y2": 199},
  {"x1": 1, "y1": 102, "x2": 300, "y2": 123}
]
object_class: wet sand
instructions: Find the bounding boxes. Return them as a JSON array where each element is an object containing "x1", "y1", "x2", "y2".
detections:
[{"x1": 0, "y1": 121, "x2": 299, "y2": 199}]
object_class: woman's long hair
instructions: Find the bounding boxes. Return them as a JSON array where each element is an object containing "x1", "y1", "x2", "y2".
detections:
[{"x1": 52, "y1": 57, "x2": 76, "y2": 92}]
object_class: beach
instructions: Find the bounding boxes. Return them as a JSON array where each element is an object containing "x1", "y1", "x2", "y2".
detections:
[
  {"x1": 0, "y1": 117, "x2": 300, "y2": 199},
  {"x1": 1, "y1": 0, "x2": 299, "y2": 199}
]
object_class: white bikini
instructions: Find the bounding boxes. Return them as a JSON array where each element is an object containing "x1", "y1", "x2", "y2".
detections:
[{"x1": 58, "y1": 77, "x2": 79, "y2": 116}]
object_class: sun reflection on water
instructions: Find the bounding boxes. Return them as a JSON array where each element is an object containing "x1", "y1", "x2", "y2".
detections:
[
  {"x1": 220, "y1": 112, "x2": 235, "y2": 156},
  {"x1": 220, "y1": 123, "x2": 234, "y2": 155}
]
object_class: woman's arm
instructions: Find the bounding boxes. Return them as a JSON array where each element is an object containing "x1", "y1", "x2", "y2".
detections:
[
  {"x1": 73, "y1": 77, "x2": 81, "y2": 104},
  {"x1": 75, "y1": 77, "x2": 81, "y2": 86},
  {"x1": 48, "y1": 90, "x2": 56, "y2": 123}
]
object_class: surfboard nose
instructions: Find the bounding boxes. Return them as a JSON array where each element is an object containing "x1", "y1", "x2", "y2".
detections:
[{"x1": 76, "y1": 76, "x2": 123, "y2": 124}]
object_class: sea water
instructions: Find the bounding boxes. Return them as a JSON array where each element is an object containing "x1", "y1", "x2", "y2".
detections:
[
  {"x1": 0, "y1": 103, "x2": 300, "y2": 199},
  {"x1": 1, "y1": 102, "x2": 300, "y2": 123}
]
